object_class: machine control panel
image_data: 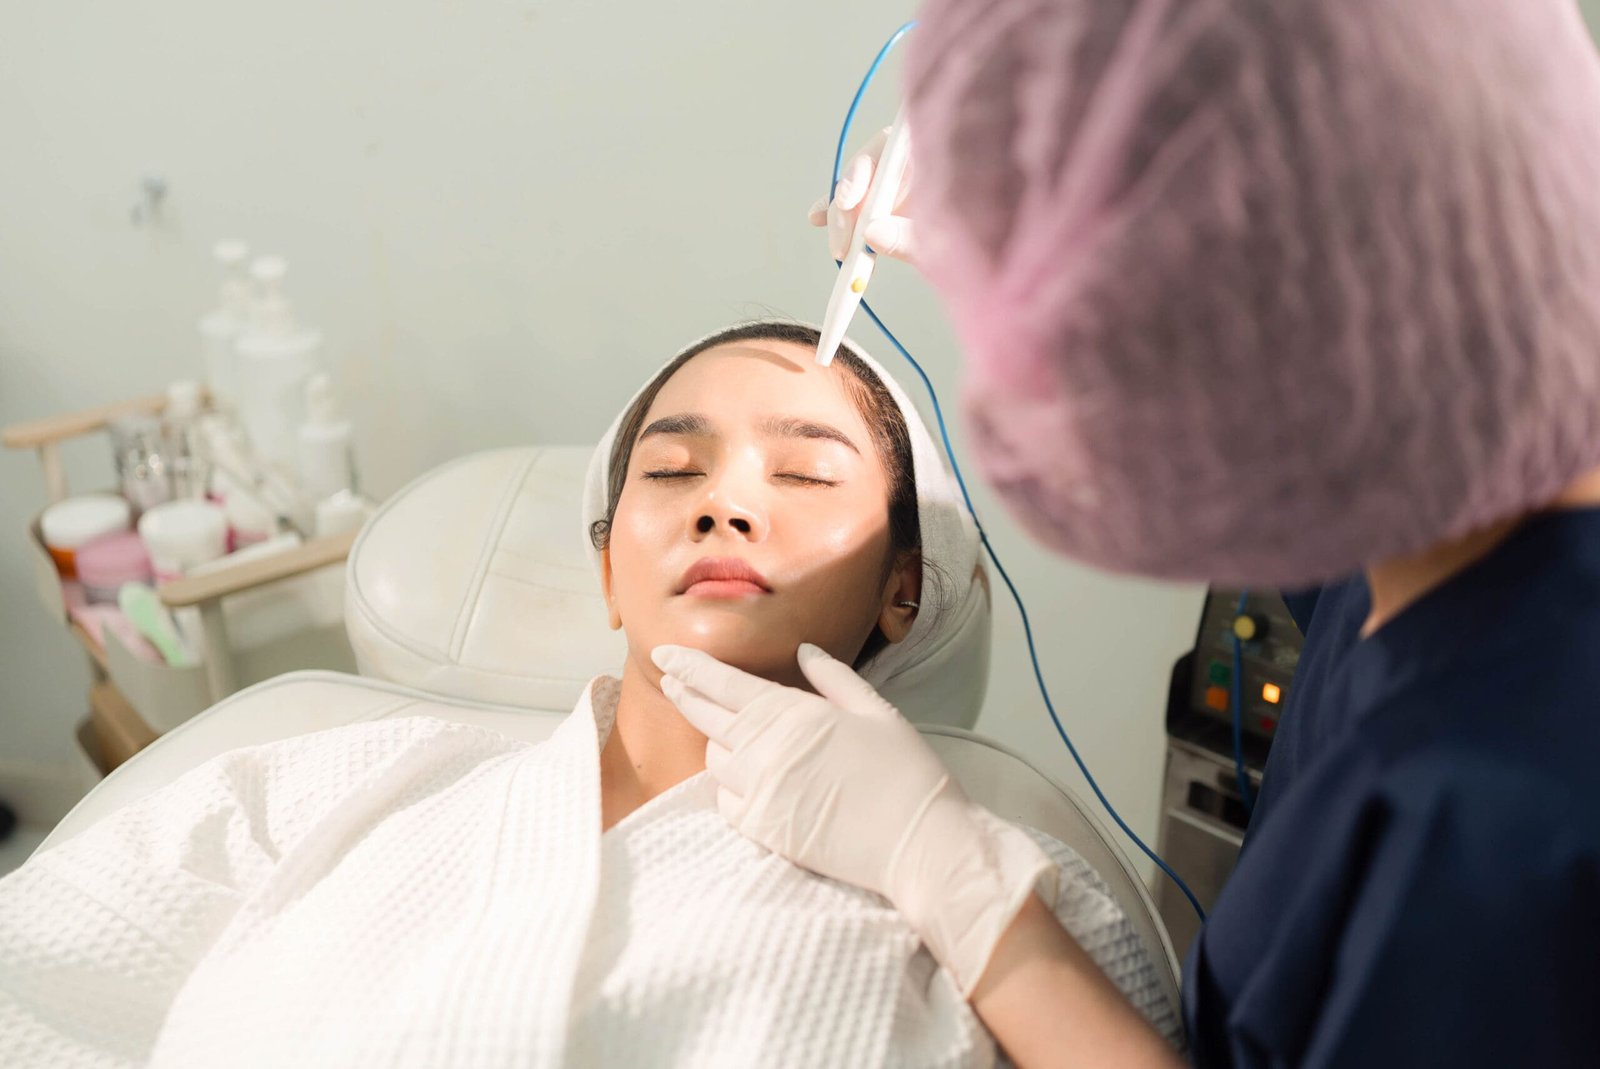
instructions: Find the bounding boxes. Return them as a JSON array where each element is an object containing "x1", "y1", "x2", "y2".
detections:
[{"x1": 1167, "y1": 589, "x2": 1304, "y2": 771}]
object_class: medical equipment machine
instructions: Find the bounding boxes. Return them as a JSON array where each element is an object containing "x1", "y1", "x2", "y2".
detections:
[
  {"x1": 1154, "y1": 588, "x2": 1304, "y2": 963},
  {"x1": 815, "y1": 105, "x2": 912, "y2": 367},
  {"x1": 1171, "y1": 590, "x2": 1299, "y2": 765}
]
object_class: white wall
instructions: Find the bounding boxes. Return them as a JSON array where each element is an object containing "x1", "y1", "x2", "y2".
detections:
[{"x1": 0, "y1": 2, "x2": 1202, "y2": 870}]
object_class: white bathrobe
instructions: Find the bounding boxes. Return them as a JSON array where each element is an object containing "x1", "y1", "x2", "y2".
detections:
[{"x1": 0, "y1": 679, "x2": 1178, "y2": 1067}]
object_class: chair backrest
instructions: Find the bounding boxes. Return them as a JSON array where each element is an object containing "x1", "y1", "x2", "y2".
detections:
[
  {"x1": 345, "y1": 446, "x2": 989, "y2": 727},
  {"x1": 39, "y1": 670, "x2": 1180, "y2": 1013}
]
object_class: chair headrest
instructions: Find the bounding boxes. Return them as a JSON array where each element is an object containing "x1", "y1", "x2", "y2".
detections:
[
  {"x1": 346, "y1": 446, "x2": 986, "y2": 726},
  {"x1": 346, "y1": 447, "x2": 626, "y2": 710}
]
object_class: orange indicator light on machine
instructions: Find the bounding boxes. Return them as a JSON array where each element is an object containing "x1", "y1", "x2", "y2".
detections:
[{"x1": 1261, "y1": 682, "x2": 1282, "y2": 705}]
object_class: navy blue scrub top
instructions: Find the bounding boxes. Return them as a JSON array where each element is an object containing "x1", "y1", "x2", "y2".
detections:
[{"x1": 1181, "y1": 508, "x2": 1600, "y2": 1067}]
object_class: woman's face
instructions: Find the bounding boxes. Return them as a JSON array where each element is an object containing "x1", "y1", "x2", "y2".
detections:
[{"x1": 601, "y1": 339, "x2": 918, "y2": 689}]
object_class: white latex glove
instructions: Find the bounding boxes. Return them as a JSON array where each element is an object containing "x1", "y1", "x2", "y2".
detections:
[
  {"x1": 652, "y1": 642, "x2": 1055, "y2": 996},
  {"x1": 808, "y1": 126, "x2": 920, "y2": 264}
]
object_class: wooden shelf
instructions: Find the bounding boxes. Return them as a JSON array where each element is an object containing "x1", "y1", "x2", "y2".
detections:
[
  {"x1": 68, "y1": 622, "x2": 111, "y2": 676},
  {"x1": 1, "y1": 392, "x2": 170, "y2": 450},
  {"x1": 89, "y1": 681, "x2": 160, "y2": 771},
  {"x1": 159, "y1": 528, "x2": 358, "y2": 608}
]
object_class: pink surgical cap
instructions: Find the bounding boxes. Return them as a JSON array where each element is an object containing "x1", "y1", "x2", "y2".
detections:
[{"x1": 905, "y1": 0, "x2": 1600, "y2": 586}]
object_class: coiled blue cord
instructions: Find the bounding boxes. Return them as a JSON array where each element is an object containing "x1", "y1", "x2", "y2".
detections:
[{"x1": 828, "y1": 21, "x2": 1205, "y2": 922}]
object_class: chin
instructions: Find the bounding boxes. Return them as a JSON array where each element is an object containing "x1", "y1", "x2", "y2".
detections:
[
  {"x1": 705, "y1": 646, "x2": 799, "y2": 684},
  {"x1": 666, "y1": 627, "x2": 800, "y2": 683}
]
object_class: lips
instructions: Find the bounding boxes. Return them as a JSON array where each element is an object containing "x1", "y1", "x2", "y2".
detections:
[{"x1": 677, "y1": 557, "x2": 772, "y2": 597}]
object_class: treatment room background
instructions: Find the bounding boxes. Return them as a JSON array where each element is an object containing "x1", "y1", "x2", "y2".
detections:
[{"x1": 9, "y1": 1, "x2": 1598, "y2": 875}]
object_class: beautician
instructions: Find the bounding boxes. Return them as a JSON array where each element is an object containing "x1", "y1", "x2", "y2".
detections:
[{"x1": 653, "y1": 1, "x2": 1600, "y2": 1065}]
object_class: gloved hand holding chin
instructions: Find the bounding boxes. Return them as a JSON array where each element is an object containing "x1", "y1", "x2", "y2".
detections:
[{"x1": 653, "y1": 640, "x2": 1053, "y2": 996}]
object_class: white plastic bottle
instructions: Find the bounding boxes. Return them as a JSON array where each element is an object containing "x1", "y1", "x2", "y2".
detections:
[
  {"x1": 314, "y1": 490, "x2": 372, "y2": 538},
  {"x1": 204, "y1": 418, "x2": 309, "y2": 535},
  {"x1": 197, "y1": 240, "x2": 251, "y2": 407},
  {"x1": 297, "y1": 373, "x2": 356, "y2": 503},
  {"x1": 163, "y1": 380, "x2": 211, "y2": 499},
  {"x1": 234, "y1": 255, "x2": 322, "y2": 473},
  {"x1": 223, "y1": 477, "x2": 281, "y2": 548}
]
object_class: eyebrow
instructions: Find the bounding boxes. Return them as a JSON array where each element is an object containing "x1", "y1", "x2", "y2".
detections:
[
  {"x1": 638, "y1": 412, "x2": 861, "y2": 456},
  {"x1": 759, "y1": 415, "x2": 861, "y2": 455},
  {"x1": 639, "y1": 413, "x2": 712, "y2": 440}
]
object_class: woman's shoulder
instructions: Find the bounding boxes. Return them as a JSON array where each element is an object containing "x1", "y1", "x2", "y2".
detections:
[
  {"x1": 207, "y1": 713, "x2": 531, "y2": 784},
  {"x1": 52, "y1": 715, "x2": 535, "y2": 860},
  {"x1": 262, "y1": 712, "x2": 532, "y2": 754}
]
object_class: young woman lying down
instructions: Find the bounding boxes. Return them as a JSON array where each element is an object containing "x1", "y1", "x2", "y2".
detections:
[{"x1": 0, "y1": 321, "x2": 1180, "y2": 1067}]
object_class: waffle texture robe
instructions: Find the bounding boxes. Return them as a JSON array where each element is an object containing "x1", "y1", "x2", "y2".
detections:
[{"x1": 1, "y1": 678, "x2": 1178, "y2": 1067}]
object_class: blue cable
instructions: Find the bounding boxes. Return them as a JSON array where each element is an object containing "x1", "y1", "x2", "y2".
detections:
[
  {"x1": 828, "y1": 23, "x2": 915, "y2": 206},
  {"x1": 828, "y1": 22, "x2": 1206, "y2": 923},
  {"x1": 1229, "y1": 591, "x2": 1256, "y2": 816}
]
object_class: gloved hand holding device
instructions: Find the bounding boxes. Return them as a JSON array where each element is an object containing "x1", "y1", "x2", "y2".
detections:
[{"x1": 809, "y1": 126, "x2": 921, "y2": 265}]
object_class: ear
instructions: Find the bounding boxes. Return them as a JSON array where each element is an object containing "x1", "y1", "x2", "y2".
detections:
[
  {"x1": 876, "y1": 550, "x2": 923, "y2": 645},
  {"x1": 600, "y1": 545, "x2": 623, "y2": 631}
]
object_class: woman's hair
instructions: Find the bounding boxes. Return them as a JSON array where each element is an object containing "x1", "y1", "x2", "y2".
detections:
[{"x1": 590, "y1": 322, "x2": 920, "y2": 666}]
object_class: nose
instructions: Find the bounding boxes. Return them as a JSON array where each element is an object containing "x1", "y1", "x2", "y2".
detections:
[{"x1": 690, "y1": 472, "x2": 768, "y2": 542}]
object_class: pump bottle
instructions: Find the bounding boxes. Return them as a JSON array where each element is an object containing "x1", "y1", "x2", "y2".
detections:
[
  {"x1": 234, "y1": 256, "x2": 322, "y2": 472},
  {"x1": 297, "y1": 373, "x2": 356, "y2": 503}
]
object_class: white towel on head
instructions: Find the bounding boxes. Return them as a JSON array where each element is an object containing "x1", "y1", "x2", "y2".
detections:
[{"x1": 580, "y1": 320, "x2": 990, "y2": 723}]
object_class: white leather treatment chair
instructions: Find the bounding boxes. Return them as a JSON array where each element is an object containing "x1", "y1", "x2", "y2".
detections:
[{"x1": 38, "y1": 446, "x2": 1183, "y2": 1015}]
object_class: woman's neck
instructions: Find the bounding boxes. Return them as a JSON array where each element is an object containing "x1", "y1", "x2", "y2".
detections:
[
  {"x1": 1363, "y1": 464, "x2": 1600, "y2": 636},
  {"x1": 598, "y1": 655, "x2": 709, "y2": 831},
  {"x1": 1362, "y1": 517, "x2": 1520, "y2": 637}
]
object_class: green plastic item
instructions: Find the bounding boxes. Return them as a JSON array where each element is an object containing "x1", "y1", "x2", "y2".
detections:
[{"x1": 117, "y1": 582, "x2": 196, "y2": 668}]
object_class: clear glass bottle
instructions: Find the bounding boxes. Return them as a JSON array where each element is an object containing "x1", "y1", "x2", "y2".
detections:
[{"x1": 107, "y1": 412, "x2": 172, "y2": 514}]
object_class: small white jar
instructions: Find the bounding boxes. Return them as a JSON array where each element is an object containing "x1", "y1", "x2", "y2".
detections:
[
  {"x1": 41, "y1": 493, "x2": 132, "y2": 578},
  {"x1": 137, "y1": 499, "x2": 228, "y2": 581}
]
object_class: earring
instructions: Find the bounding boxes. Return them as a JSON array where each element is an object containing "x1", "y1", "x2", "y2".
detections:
[{"x1": 896, "y1": 600, "x2": 919, "y2": 610}]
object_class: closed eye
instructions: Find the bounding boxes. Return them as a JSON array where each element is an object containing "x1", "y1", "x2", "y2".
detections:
[{"x1": 641, "y1": 469, "x2": 836, "y2": 486}]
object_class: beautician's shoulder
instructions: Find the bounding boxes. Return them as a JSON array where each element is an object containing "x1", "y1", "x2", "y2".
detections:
[
  {"x1": 1356, "y1": 622, "x2": 1600, "y2": 846},
  {"x1": 1268, "y1": 732, "x2": 1600, "y2": 1067},
  {"x1": 1360, "y1": 702, "x2": 1600, "y2": 871}
]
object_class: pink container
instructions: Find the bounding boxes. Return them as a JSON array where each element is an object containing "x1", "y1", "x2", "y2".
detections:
[{"x1": 75, "y1": 530, "x2": 153, "y2": 604}]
